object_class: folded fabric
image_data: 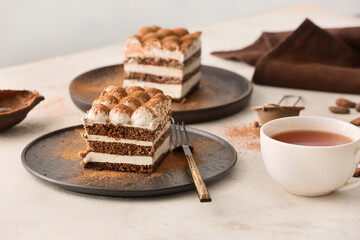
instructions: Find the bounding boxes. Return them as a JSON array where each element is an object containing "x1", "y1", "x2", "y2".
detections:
[{"x1": 212, "y1": 19, "x2": 360, "y2": 94}]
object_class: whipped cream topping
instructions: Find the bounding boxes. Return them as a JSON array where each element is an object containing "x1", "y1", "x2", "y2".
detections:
[
  {"x1": 85, "y1": 86, "x2": 171, "y2": 128},
  {"x1": 102, "y1": 86, "x2": 128, "y2": 100},
  {"x1": 129, "y1": 91, "x2": 150, "y2": 105},
  {"x1": 119, "y1": 96, "x2": 142, "y2": 111},
  {"x1": 145, "y1": 88, "x2": 163, "y2": 98},
  {"x1": 87, "y1": 104, "x2": 110, "y2": 123},
  {"x1": 145, "y1": 93, "x2": 171, "y2": 117},
  {"x1": 93, "y1": 95, "x2": 118, "y2": 109},
  {"x1": 125, "y1": 26, "x2": 201, "y2": 62},
  {"x1": 126, "y1": 86, "x2": 145, "y2": 95},
  {"x1": 130, "y1": 106, "x2": 158, "y2": 128},
  {"x1": 109, "y1": 104, "x2": 132, "y2": 124}
]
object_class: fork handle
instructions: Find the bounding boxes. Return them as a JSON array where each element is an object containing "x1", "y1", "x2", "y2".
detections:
[{"x1": 185, "y1": 154, "x2": 212, "y2": 202}]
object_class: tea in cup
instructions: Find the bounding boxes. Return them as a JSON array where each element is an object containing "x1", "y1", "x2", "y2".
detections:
[{"x1": 260, "y1": 116, "x2": 360, "y2": 196}]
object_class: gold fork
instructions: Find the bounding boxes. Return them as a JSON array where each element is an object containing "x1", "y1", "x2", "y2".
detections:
[{"x1": 170, "y1": 121, "x2": 211, "y2": 202}]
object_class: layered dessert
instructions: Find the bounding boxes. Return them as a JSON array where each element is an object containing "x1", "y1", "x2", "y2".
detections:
[
  {"x1": 123, "y1": 25, "x2": 201, "y2": 100},
  {"x1": 81, "y1": 86, "x2": 171, "y2": 173}
]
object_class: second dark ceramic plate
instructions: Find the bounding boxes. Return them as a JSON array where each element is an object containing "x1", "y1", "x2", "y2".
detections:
[{"x1": 69, "y1": 64, "x2": 252, "y2": 123}]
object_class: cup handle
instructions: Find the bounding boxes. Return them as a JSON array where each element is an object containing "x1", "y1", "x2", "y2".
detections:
[{"x1": 337, "y1": 147, "x2": 360, "y2": 191}]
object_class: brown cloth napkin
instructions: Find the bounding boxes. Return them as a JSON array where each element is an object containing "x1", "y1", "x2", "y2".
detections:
[{"x1": 212, "y1": 19, "x2": 360, "y2": 94}]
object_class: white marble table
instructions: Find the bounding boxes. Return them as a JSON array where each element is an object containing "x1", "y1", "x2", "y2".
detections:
[{"x1": 1, "y1": 4, "x2": 360, "y2": 240}]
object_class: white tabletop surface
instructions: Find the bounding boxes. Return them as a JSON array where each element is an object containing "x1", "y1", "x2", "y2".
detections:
[{"x1": 1, "y1": 4, "x2": 360, "y2": 240}]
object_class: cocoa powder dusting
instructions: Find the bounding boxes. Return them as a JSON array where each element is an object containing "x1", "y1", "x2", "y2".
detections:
[
  {"x1": 154, "y1": 151, "x2": 188, "y2": 174},
  {"x1": 61, "y1": 137, "x2": 86, "y2": 160},
  {"x1": 61, "y1": 129, "x2": 85, "y2": 160},
  {"x1": 224, "y1": 123, "x2": 260, "y2": 151}
]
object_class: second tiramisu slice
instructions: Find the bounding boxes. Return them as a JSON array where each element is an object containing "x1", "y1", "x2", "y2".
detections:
[{"x1": 123, "y1": 25, "x2": 201, "y2": 100}]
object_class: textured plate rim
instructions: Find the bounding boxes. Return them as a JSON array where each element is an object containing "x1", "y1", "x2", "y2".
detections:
[{"x1": 21, "y1": 125, "x2": 237, "y2": 197}]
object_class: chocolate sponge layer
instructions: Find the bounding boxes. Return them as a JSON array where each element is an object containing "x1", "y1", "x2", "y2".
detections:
[
  {"x1": 85, "y1": 116, "x2": 170, "y2": 141},
  {"x1": 87, "y1": 130, "x2": 169, "y2": 156}
]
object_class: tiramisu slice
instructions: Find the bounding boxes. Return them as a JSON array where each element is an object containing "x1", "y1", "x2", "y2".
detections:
[
  {"x1": 123, "y1": 25, "x2": 201, "y2": 100},
  {"x1": 81, "y1": 86, "x2": 171, "y2": 173}
]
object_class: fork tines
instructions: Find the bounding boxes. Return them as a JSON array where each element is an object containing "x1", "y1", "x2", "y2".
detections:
[{"x1": 170, "y1": 121, "x2": 193, "y2": 151}]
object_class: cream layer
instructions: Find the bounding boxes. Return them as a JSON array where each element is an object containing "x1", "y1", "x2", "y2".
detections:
[
  {"x1": 123, "y1": 71, "x2": 201, "y2": 98},
  {"x1": 83, "y1": 136, "x2": 170, "y2": 165},
  {"x1": 86, "y1": 122, "x2": 170, "y2": 146},
  {"x1": 83, "y1": 116, "x2": 171, "y2": 130},
  {"x1": 124, "y1": 57, "x2": 200, "y2": 78}
]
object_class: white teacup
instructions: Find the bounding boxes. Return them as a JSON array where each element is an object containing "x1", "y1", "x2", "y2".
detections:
[{"x1": 260, "y1": 116, "x2": 360, "y2": 196}]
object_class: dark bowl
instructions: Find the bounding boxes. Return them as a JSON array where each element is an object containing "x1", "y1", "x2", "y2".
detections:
[{"x1": 0, "y1": 90, "x2": 44, "y2": 132}]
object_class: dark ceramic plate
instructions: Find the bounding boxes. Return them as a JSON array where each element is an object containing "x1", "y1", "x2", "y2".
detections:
[
  {"x1": 69, "y1": 64, "x2": 252, "y2": 123},
  {"x1": 21, "y1": 125, "x2": 237, "y2": 197}
]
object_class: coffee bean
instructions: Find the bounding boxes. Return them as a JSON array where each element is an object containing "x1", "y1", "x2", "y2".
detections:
[
  {"x1": 329, "y1": 106, "x2": 350, "y2": 114},
  {"x1": 336, "y1": 98, "x2": 356, "y2": 108},
  {"x1": 351, "y1": 117, "x2": 360, "y2": 126}
]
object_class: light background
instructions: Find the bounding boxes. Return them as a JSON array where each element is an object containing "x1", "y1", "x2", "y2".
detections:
[{"x1": 1, "y1": 0, "x2": 359, "y2": 68}]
